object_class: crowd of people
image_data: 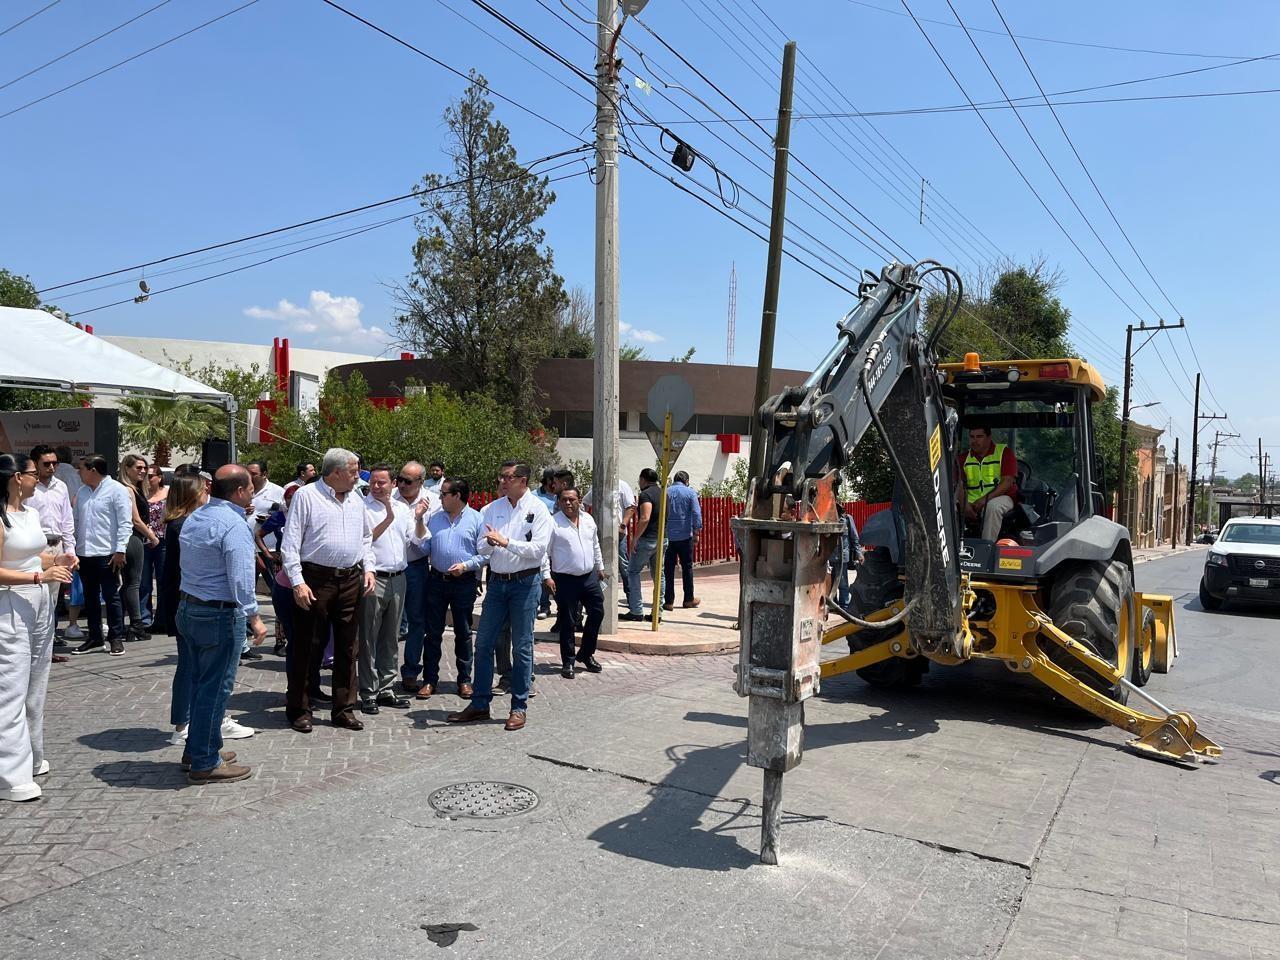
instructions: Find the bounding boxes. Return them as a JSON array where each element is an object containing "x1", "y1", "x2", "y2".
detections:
[{"x1": 1, "y1": 442, "x2": 709, "y2": 798}]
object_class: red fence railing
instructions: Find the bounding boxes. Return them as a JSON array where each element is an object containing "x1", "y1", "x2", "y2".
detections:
[{"x1": 464, "y1": 491, "x2": 892, "y2": 567}]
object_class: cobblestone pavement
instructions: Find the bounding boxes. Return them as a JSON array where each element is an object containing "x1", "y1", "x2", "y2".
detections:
[{"x1": 0, "y1": 619, "x2": 730, "y2": 910}]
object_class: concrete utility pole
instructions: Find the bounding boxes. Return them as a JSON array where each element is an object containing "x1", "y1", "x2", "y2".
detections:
[
  {"x1": 1206, "y1": 428, "x2": 1237, "y2": 529},
  {"x1": 1260, "y1": 439, "x2": 1266, "y2": 506},
  {"x1": 1171, "y1": 437, "x2": 1179, "y2": 548},
  {"x1": 593, "y1": 0, "x2": 622, "y2": 635},
  {"x1": 1118, "y1": 319, "x2": 1184, "y2": 529},
  {"x1": 747, "y1": 41, "x2": 797, "y2": 490},
  {"x1": 1186, "y1": 373, "x2": 1199, "y2": 544}
]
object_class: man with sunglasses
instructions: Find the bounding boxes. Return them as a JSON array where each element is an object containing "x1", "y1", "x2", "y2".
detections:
[
  {"x1": 447, "y1": 461, "x2": 551, "y2": 732},
  {"x1": 392, "y1": 461, "x2": 439, "y2": 693},
  {"x1": 413, "y1": 477, "x2": 485, "y2": 700}
]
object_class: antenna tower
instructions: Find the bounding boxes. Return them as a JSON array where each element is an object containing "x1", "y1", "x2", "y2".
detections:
[{"x1": 726, "y1": 261, "x2": 737, "y2": 365}]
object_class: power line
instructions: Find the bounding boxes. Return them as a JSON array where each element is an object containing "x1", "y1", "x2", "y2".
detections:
[
  {"x1": 0, "y1": 0, "x2": 173, "y2": 94},
  {"x1": 71, "y1": 167, "x2": 593, "y2": 317},
  {"x1": 0, "y1": 0, "x2": 260, "y2": 122},
  {"x1": 843, "y1": 0, "x2": 1257, "y2": 61},
  {"x1": 39, "y1": 145, "x2": 593, "y2": 293},
  {"x1": 0, "y1": 1, "x2": 62, "y2": 39}
]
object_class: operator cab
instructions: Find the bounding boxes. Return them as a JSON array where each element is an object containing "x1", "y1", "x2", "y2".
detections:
[{"x1": 941, "y1": 356, "x2": 1108, "y2": 580}]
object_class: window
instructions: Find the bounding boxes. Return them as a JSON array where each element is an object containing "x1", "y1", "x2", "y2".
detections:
[{"x1": 563, "y1": 411, "x2": 594, "y2": 438}]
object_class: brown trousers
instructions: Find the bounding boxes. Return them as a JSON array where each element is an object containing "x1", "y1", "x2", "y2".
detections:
[{"x1": 286, "y1": 563, "x2": 363, "y2": 721}]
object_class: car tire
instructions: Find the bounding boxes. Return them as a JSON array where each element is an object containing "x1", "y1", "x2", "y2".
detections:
[{"x1": 1198, "y1": 579, "x2": 1223, "y2": 611}]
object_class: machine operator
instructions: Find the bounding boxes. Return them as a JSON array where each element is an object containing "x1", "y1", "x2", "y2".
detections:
[{"x1": 960, "y1": 426, "x2": 1018, "y2": 541}]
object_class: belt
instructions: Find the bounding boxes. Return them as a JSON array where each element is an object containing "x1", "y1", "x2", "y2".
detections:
[
  {"x1": 374, "y1": 569, "x2": 404, "y2": 579},
  {"x1": 301, "y1": 561, "x2": 362, "y2": 578},
  {"x1": 180, "y1": 592, "x2": 238, "y2": 609},
  {"x1": 430, "y1": 568, "x2": 475, "y2": 580},
  {"x1": 489, "y1": 567, "x2": 540, "y2": 582}
]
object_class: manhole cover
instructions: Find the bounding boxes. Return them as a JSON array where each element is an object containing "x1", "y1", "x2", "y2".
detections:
[{"x1": 427, "y1": 781, "x2": 540, "y2": 819}]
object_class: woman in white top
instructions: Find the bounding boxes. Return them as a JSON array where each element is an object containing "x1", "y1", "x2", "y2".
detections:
[{"x1": 0, "y1": 453, "x2": 74, "y2": 802}]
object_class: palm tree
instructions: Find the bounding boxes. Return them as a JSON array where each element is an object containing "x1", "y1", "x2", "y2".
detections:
[{"x1": 118, "y1": 396, "x2": 220, "y2": 466}]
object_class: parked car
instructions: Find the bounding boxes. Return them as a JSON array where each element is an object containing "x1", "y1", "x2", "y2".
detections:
[
  {"x1": 1199, "y1": 517, "x2": 1280, "y2": 610},
  {"x1": 1196, "y1": 530, "x2": 1217, "y2": 544}
]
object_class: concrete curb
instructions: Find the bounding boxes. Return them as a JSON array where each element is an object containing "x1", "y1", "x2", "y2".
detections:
[{"x1": 596, "y1": 633, "x2": 740, "y2": 656}]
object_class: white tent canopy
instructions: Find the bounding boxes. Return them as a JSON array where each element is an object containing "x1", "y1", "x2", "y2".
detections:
[{"x1": 0, "y1": 306, "x2": 232, "y2": 405}]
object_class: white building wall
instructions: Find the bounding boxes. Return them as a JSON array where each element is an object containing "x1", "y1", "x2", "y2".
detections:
[
  {"x1": 556, "y1": 435, "x2": 751, "y2": 491},
  {"x1": 101, "y1": 336, "x2": 374, "y2": 381}
]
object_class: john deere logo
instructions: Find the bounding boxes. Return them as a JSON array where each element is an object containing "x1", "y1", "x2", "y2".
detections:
[{"x1": 958, "y1": 543, "x2": 974, "y2": 561}]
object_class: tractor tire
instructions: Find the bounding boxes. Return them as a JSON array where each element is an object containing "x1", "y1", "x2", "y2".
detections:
[
  {"x1": 1198, "y1": 579, "x2": 1223, "y2": 611},
  {"x1": 1045, "y1": 559, "x2": 1136, "y2": 707},
  {"x1": 1131, "y1": 607, "x2": 1155, "y2": 687}
]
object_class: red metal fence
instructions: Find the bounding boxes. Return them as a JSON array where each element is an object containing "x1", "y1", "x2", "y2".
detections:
[{"x1": 468, "y1": 491, "x2": 891, "y2": 566}]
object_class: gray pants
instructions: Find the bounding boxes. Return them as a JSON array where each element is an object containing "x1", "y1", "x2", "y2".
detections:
[
  {"x1": 358, "y1": 572, "x2": 406, "y2": 701},
  {"x1": 0, "y1": 584, "x2": 53, "y2": 789}
]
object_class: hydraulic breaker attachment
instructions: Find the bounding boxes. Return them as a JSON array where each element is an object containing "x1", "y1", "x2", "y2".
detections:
[{"x1": 733, "y1": 510, "x2": 841, "y2": 865}]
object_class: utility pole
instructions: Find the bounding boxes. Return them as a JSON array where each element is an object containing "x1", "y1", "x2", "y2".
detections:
[
  {"x1": 1118, "y1": 319, "x2": 1184, "y2": 530},
  {"x1": 1186, "y1": 373, "x2": 1199, "y2": 544},
  {"x1": 1206, "y1": 428, "x2": 1236, "y2": 530},
  {"x1": 593, "y1": 0, "x2": 623, "y2": 635},
  {"x1": 1171, "y1": 437, "x2": 1179, "y2": 548},
  {"x1": 747, "y1": 41, "x2": 797, "y2": 490},
  {"x1": 1260, "y1": 438, "x2": 1266, "y2": 506}
]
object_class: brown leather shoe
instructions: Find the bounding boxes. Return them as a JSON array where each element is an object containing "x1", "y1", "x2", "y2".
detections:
[
  {"x1": 457, "y1": 681, "x2": 473, "y2": 699},
  {"x1": 446, "y1": 705, "x2": 491, "y2": 724},
  {"x1": 332, "y1": 713, "x2": 364, "y2": 731},
  {"x1": 291, "y1": 716, "x2": 313, "y2": 733},
  {"x1": 682, "y1": 598, "x2": 702, "y2": 608},
  {"x1": 181, "y1": 750, "x2": 236, "y2": 772},
  {"x1": 662, "y1": 602, "x2": 674, "y2": 611},
  {"x1": 188, "y1": 762, "x2": 252, "y2": 785},
  {"x1": 415, "y1": 682, "x2": 435, "y2": 700},
  {"x1": 504, "y1": 710, "x2": 527, "y2": 731}
]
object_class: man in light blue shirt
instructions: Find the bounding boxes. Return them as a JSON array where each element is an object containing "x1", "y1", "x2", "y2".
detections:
[
  {"x1": 71, "y1": 454, "x2": 134, "y2": 656},
  {"x1": 176, "y1": 465, "x2": 266, "y2": 785},
  {"x1": 410, "y1": 477, "x2": 487, "y2": 699},
  {"x1": 662, "y1": 470, "x2": 703, "y2": 610}
]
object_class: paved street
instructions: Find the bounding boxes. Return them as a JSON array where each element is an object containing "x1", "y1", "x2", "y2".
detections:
[{"x1": 3, "y1": 545, "x2": 1278, "y2": 959}]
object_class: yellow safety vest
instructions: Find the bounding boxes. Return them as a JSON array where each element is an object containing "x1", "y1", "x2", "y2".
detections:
[{"x1": 963, "y1": 443, "x2": 1007, "y2": 504}]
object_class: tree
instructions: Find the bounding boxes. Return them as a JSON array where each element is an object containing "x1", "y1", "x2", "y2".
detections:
[
  {"x1": 394, "y1": 74, "x2": 566, "y2": 426},
  {"x1": 670, "y1": 346, "x2": 696, "y2": 363},
  {"x1": 118, "y1": 396, "x2": 221, "y2": 467},
  {"x1": 548, "y1": 285, "x2": 593, "y2": 359},
  {"x1": 163, "y1": 355, "x2": 276, "y2": 442}
]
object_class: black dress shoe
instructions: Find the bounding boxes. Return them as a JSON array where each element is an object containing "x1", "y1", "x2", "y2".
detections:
[
  {"x1": 619, "y1": 613, "x2": 646, "y2": 622},
  {"x1": 332, "y1": 714, "x2": 365, "y2": 731},
  {"x1": 71, "y1": 638, "x2": 105, "y2": 655},
  {"x1": 401, "y1": 678, "x2": 423, "y2": 694},
  {"x1": 273, "y1": 639, "x2": 286, "y2": 657},
  {"x1": 359, "y1": 700, "x2": 380, "y2": 715},
  {"x1": 376, "y1": 693, "x2": 410, "y2": 709},
  {"x1": 309, "y1": 687, "x2": 333, "y2": 703},
  {"x1": 291, "y1": 716, "x2": 313, "y2": 733},
  {"x1": 577, "y1": 655, "x2": 603, "y2": 673},
  {"x1": 240, "y1": 649, "x2": 264, "y2": 661},
  {"x1": 561, "y1": 663, "x2": 575, "y2": 679}
]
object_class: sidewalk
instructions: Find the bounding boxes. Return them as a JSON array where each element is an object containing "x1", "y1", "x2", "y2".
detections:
[
  {"x1": 593, "y1": 564, "x2": 741, "y2": 656},
  {"x1": 1133, "y1": 541, "x2": 1208, "y2": 564}
]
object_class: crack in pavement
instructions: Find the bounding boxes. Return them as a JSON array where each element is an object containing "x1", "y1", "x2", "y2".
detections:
[
  {"x1": 525, "y1": 751, "x2": 1034, "y2": 874},
  {"x1": 1031, "y1": 880, "x2": 1280, "y2": 928}
]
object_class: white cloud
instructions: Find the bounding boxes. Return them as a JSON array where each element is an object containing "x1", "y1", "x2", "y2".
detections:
[
  {"x1": 243, "y1": 290, "x2": 388, "y2": 347},
  {"x1": 620, "y1": 320, "x2": 663, "y2": 344}
]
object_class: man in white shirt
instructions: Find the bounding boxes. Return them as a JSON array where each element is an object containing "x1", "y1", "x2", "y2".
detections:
[
  {"x1": 544, "y1": 486, "x2": 607, "y2": 679},
  {"x1": 391, "y1": 460, "x2": 439, "y2": 692},
  {"x1": 357, "y1": 464, "x2": 420, "y2": 715},
  {"x1": 282, "y1": 461, "x2": 316, "y2": 500},
  {"x1": 280, "y1": 448, "x2": 376, "y2": 733},
  {"x1": 246, "y1": 460, "x2": 285, "y2": 527},
  {"x1": 585, "y1": 477, "x2": 636, "y2": 604},
  {"x1": 54, "y1": 445, "x2": 83, "y2": 501},
  {"x1": 71, "y1": 454, "x2": 133, "y2": 656},
  {"x1": 446, "y1": 460, "x2": 551, "y2": 732},
  {"x1": 29, "y1": 446, "x2": 77, "y2": 651},
  {"x1": 422, "y1": 460, "x2": 445, "y2": 495}
]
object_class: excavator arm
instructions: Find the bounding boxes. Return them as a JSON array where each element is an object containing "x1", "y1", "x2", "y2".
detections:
[{"x1": 732, "y1": 260, "x2": 968, "y2": 862}]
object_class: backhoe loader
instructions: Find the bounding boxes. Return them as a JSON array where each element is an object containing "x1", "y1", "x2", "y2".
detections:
[{"x1": 732, "y1": 260, "x2": 1219, "y2": 864}]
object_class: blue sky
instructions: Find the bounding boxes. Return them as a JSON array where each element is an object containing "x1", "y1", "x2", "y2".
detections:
[{"x1": 3, "y1": 0, "x2": 1278, "y2": 476}]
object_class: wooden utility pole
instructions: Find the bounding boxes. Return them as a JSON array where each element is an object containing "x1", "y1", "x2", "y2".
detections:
[
  {"x1": 1171, "y1": 437, "x2": 1179, "y2": 548},
  {"x1": 593, "y1": 0, "x2": 621, "y2": 634},
  {"x1": 1186, "y1": 373, "x2": 1199, "y2": 544},
  {"x1": 747, "y1": 41, "x2": 797, "y2": 489}
]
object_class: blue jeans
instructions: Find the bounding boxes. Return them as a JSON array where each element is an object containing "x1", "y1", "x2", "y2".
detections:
[
  {"x1": 423, "y1": 573, "x2": 476, "y2": 686},
  {"x1": 400, "y1": 558, "x2": 429, "y2": 682},
  {"x1": 625, "y1": 537, "x2": 665, "y2": 616},
  {"x1": 618, "y1": 529, "x2": 631, "y2": 599},
  {"x1": 471, "y1": 574, "x2": 539, "y2": 712},
  {"x1": 175, "y1": 600, "x2": 244, "y2": 772},
  {"x1": 141, "y1": 540, "x2": 165, "y2": 628}
]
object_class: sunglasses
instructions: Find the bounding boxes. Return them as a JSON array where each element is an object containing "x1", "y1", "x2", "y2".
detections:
[{"x1": 395, "y1": 476, "x2": 419, "y2": 484}]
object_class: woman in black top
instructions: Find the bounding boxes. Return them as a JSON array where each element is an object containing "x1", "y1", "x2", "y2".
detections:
[
  {"x1": 156, "y1": 476, "x2": 205, "y2": 744},
  {"x1": 117, "y1": 455, "x2": 159, "y2": 642}
]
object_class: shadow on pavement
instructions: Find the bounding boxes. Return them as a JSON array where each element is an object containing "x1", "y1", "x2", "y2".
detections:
[
  {"x1": 91, "y1": 759, "x2": 186, "y2": 791},
  {"x1": 77, "y1": 727, "x2": 171, "y2": 754}
]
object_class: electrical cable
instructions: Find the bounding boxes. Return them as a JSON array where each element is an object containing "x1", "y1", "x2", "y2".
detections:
[
  {"x1": 39, "y1": 144, "x2": 593, "y2": 293},
  {"x1": 0, "y1": 1, "x2": 62, "y2": 38},
  {"x1": 0, "y1": 0, "x2": 174, "y2": 94},
  {"x1": 0, "y1": 0, "x2": 260, "y2": 122},
  {"x1": 69, "y1": 167, "x2": 592, "y2": 317}
]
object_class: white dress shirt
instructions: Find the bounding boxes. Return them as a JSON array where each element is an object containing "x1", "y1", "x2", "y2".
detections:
[
  {"x1": 584, "y1": 479, "x2": 636, "y2": 521},
  {"x1": 30, "y1": 476, "x2": 76, "y2": 554},
  {"x1": 55, "y1": 462, "x2": 83, "y2": 501},
  {"x1": 364, "y1": 496, "x2": 424, "y2": 573},
  {"x1": 475, "y1": 489, "x2": 552, "y2": 574},
  {"x1": 250, "y1": 480, "x2": 285, "y2": 524},
  {"x1": 74, "y1": 476, "x2": 134, "y2": 558},
  {"x1": 280, "y1": 477, "x2": 375, "y2": 587},
  {"x1": 547, "y1": 510, "x2": 604, "y2": 577},
  {"x1": 392, "y1": 485, "x2": 440, "y2": 562}
]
